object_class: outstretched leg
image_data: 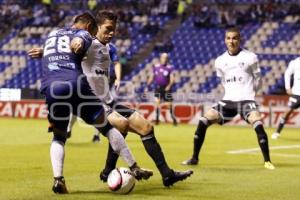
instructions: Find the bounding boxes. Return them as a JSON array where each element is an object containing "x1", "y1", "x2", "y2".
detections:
[
  {"x1": 272, "y1": 109, "x2": 293, "y2": 139},
  {"x1": 248, "y1": 111, "x2": 275, "y2": 170},
  {"x1": 182, "y1": 109, "x2": 219, "y2": 165}
]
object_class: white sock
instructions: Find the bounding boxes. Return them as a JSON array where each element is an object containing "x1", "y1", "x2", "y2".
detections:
[
  {"x1": 107, "y1": 128, "x2": 135, "y2": 167},
  {"x1": 50, "y1": 140, "x2": 65, "y2": 178}
]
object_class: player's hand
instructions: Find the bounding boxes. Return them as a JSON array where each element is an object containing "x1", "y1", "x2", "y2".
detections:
[
  {"x1": 28, "y1": 47, "x2": 43, "y2": 58},
  {"x1": 165, "y1": 86, "x2": 171, "y2": 91},
  {"x1": 286, "y1": 89, "x2": 292, "y2": 95},
  {"x1": 71, "y1": 37, "x2": 84, "y2": 54},
  {"x1": 114, "y1": 79, "x2": 121, "y2": 91}
]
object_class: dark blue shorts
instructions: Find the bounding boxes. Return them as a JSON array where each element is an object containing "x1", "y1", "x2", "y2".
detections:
[{"x1": 43, "y1": 80, "x2": 104, "y2": 133}]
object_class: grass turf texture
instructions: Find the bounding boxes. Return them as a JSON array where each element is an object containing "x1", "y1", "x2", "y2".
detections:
[{"x1": 1, "y1": 118, "x2": 300, "y2": 200}]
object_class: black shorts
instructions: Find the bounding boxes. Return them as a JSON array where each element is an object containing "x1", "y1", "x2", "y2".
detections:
[
  {"x1": 212, "y1": 100, "x2": 259, "y2": 124},
  {"x1": 110, "y1": 102, "x2": 136, "y2": 118},
  {"x1": 154, "y1": 86, "x2": 173, "y2": 102},
  {"x1": 287, "y1": 95, "x2": 300, "y2": 109}
]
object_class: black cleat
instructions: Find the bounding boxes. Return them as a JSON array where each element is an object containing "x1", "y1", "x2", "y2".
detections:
[
  {"x1": 52, "y1": 177, "x2": 68, "y2": 194},
  {"x1": 181, "y1": 158, "x2": 198, "y2": 165},
  {"x1": 130, "y1": 164, "x2": 153, "y2": 181},
  {"x1": 92, "y1": 135, "x2": 100, "y2": 143},
  {"x1": 99, "y1": 170, "x2": 110, "y2": 182},
  {"x1": 163, "y1": 170, "x2": 193, "y2": 187}
]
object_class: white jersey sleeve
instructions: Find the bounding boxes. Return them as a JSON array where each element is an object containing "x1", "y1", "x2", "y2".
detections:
[
  {"x1": 284, "y1": 60, "x2": 294, "y2": 90},
  {"x1": 286, "y1": 57, "x2": 300, "y2": 95}
]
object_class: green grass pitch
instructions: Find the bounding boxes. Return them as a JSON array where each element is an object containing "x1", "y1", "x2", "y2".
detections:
[{"x1": 1, "y1": 118, "x2": 300, "y2": 200}]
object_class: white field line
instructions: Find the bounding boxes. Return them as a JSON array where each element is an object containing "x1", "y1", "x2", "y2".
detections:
[{"x1": 227, "y1": 145, "x2": 300, "y2": 154}]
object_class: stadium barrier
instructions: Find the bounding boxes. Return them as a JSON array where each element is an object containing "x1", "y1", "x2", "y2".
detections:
[{"x1": 0, "y1": 96, "x2": 298, "y2": 128}]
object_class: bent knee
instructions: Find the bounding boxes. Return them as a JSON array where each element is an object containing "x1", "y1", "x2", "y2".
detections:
[
  {"x1": 128, "y1": 112, "x2": 153, "y2": 136},
  {"x1": 204, "y1": 109, "x2": 220, "y2": 122},
  {"x1": 248, "y1": 111, "x2": 262, "y2": 124}
]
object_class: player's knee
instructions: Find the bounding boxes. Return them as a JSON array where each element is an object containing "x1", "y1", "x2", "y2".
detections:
[
  {"x1": 97, "y1": 122, "x2": 113, "y2": 136},
  {"x1": 128, "y1": 112, "x2": 153, "y2": 136},
  {"x1": 204, "y1": 109, "x2": 220, "y2": 123},
  {"x1": 139, "y1": 122, "x2": 153, "y2": 135},
  {"x1": 248, "y1": 111, "x2": 262, "y2": 125},
  {"x1": 116, "y1": 118, "x2": 129, "y2": 134}
]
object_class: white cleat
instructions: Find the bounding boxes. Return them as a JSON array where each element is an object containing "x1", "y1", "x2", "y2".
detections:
[
  {"x1": 271, "y1": 132, "x2": 280, "y2": 140},
  {"x1": 264, "y1": 161, "x2": 275, "y2": 170}
]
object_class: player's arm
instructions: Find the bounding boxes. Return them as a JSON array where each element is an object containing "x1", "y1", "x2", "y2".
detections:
[
  {"x1": 72, "y1": 30, "x2": 93, "y2": 54},
  {"x1": 165, "y1": 72, "x2": 174, "y2": 91},
  {"x1": 70, "y1": 37, "x2": 84, "y2": 54},
  {"x1": 28, "y1": 47, "x2": 43, "y2": 58},
  {"x1": 109, "y1": 44, "x2": 122, "y2": 91},
  {"x1": 215, "y1": 59, "x2": 225, "y2": 85},
  {"x1": 114, "y1": 61, "x2": 122, "y2": 91},
  {"x1": 284, "y1": 61, "x2": 294, "y2": 95},
  {"x1": 251, "y1": 56, "x2": 262, "y2": 92}
]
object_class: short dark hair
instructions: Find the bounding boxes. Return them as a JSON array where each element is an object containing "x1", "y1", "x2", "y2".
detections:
[
  {"x1": 74, "y1": 12, "x2": 97, "y2": 34},
  {"x1": 96, "y1": 11, "x2": 118, "y2": 25},
  {"x1": 225, "y1": 27, "x2": 241, "y2": 38}
]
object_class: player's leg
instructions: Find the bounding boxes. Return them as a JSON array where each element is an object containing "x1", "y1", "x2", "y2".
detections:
[
  {"x1": 247, "y1": 109, "x2": 275, "y2": 170},
  {"x1": 127, "y1": 111, "x2": 193, "y2": 186},
  {"x1": 182, "y1": 108, "x2": 220, "y2": 165},
  {"x1": 66, "y1": 113, "x2": 77, "y2": 138},
  {"x1": 165, "y1": 101, "x2": 177, "y2": 126},
  {"x1": 155, "y1": 97, "x2": 161, "y2": 125},
  {"x1": 272, "y1": 96, "x2": 300, "y2": 139},
  {"x1": 80, "y1": 103, "x2": 153, "y2": 181},
  {"x1": 45, "y1": 83, "x2": 73, "y2": 194},
  {"x1": 92, "y1": 128, "x2": 101, "y2": 142},
  {"x1": 100, "y1": 110, "x2": 129, "y2": 180},
  {"x1": 272, "y1": 109, "x2": 293, "y2": 139}
]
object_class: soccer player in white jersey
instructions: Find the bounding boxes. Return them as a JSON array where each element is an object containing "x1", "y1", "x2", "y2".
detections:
[
  {"x1": 182, "y1": 27, "x2": 275, "y2": 170},
  {"x1": 272, "y1": 57, "x2": 300, "y2": 139},
  {"x1": 88, "y1": 11, "x2": 192, "y2": 187}
]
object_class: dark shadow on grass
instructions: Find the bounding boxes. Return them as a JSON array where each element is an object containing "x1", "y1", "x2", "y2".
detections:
[{"x1": 70, "y1": 190, "x2": 108, "y2": 194}]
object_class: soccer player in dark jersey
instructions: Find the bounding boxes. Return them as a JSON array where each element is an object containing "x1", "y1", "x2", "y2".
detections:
[
  {"x1": 147, "y1": 53, "x2": 177, "y2": 125},
  {"x1": 38, "y1": 12, "x2": 152, "y2": 194},
  {"x1": 29, "y1": 11, "x2": 193, "y2": 188}
]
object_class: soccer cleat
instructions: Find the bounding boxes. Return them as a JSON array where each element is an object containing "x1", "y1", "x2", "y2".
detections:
[
  {"x1": 130, "y1": 164, "x2": 153, "y2": 181},
  {"x1": 52, "y1": 177, "x2": 68, "y2": 194},
  {"x1": 271, "y1": 132, "x2": 280, "y2": 140},
  {"x1": 99, "y1": 170, "x2": 110, "y2": 182},
  {"x1": 181, "y1": 158, "x2": 198, "y2": 165},
  {"x1": 163, "y1": 170, "x2": 193, "y2": 187},
  {"x1": 92, "y1": 134, "x2": 100, "y2": 143},
  {"x1": 264, "y1": 161, "x2": 275, "y2": 170}
]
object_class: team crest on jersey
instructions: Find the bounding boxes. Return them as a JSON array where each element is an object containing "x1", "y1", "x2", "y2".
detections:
[{"x1": 238, "y1": 62, "x2": 245, "y2": 68}]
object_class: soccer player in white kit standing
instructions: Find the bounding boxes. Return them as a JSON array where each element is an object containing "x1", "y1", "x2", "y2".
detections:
[
  {"x1": 182, "y1": 27, "x2": 275, "y2": 170},
  {"x1": 272, "y1": 57, "x2": 300, "y2": 139}
]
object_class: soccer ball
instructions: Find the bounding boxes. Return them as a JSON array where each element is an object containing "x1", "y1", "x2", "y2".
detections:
[{"x1": 107, "y1": 167, "x2": 136, "y2": 194}]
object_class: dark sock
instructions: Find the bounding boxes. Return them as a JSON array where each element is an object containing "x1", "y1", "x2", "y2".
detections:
[
  {"x1": 156, "y1": 107, "x2": 160, "y2": 122},
  {"x1": 141, "y1": 130, "x2": 172, "y2": 177},
  {"x1": 254, "y1": 122, "x2": 271, "y2": 162},
  {"x1": 192, "y1": 119, "x2": 208, "y2": 160},
  {"x1": 276, "y1": 117, "x2": 286, "y2": 134},
  {"x1": 169, "y1": 106, "x2": 177, "y2": 125},
  {"x1": 103, "y1": 133, "x2": 127, "y2": 174}
]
